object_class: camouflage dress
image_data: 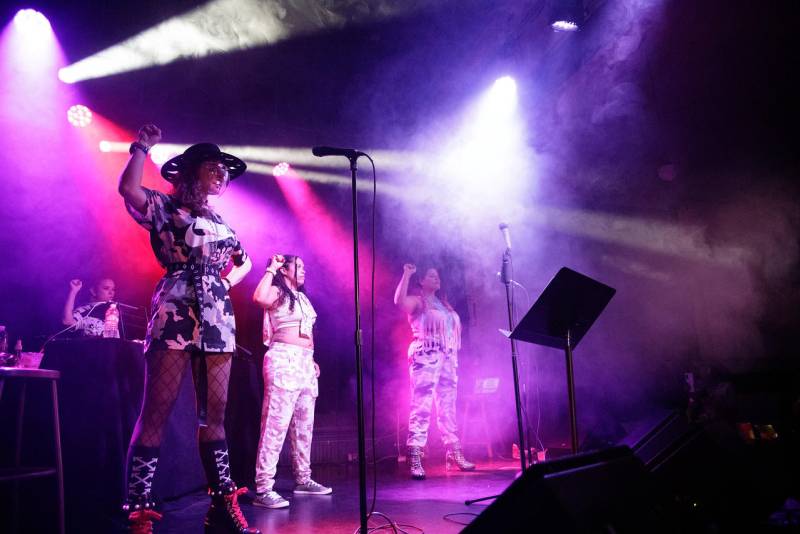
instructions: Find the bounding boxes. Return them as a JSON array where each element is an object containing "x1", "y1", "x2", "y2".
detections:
[{"x1": 125, "y1": 188, "x2": 247, "y2": 354}]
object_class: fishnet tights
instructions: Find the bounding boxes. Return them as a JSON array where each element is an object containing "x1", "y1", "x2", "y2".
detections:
[
  {"x1": 194, "y1": 352, "x2": 232, "y2": 442},
  {"x1": 130, "y1": 349, "x2": 232, "y2": 447}
]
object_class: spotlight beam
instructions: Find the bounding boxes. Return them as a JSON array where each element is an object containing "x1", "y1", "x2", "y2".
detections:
[
  {"x1": 529, "y1": 205, "x2": 753, "y2": 266},
  {"x1": 58, "y1": 0, "x2": 429, "y2": 83},
  {"x1": 97, "y1": 142, "x2": 420, "y2": 171}
]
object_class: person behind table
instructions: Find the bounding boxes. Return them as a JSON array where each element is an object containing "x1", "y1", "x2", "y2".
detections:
[
  {"x1": 61, "y1": 277, "x2": 119, "y2": 337},
  {"x1": 251, "y1": 254, "x2": 331, "y2": 509},
  {"x1": 117, "y1": 124, "x2": 259, "y2": 533},
  {"x1": 393, "y1": 263, "x2": 476, "y2": 480}
]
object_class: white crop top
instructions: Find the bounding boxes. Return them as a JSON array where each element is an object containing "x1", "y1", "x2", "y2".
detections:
[{"x1": 262, "y1": 290, "x2": 317, "y2": 346}]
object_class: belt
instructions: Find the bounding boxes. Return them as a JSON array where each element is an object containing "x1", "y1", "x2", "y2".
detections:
[{"x1": 167, "y1": 262, "x2": 221, "y2": 276}]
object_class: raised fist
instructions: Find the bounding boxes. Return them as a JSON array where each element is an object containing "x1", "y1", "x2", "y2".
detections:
[
  {"x1": 137, "y1": 124, "x2": 162, "y2": 147},
  {"x1": 268, "y1": 254, "x2": 286, "y2": 271}
]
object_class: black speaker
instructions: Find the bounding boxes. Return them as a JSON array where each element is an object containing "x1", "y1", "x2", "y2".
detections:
[
  {"x1": 464, "y1": 446, "x2": 679, "y2": 533},
  {"x1": 630, "y1": 412, "x2": 789, "y2": 530},
  {"x1": 611, "y1": 410, "x2": 787, "y2": 530}
]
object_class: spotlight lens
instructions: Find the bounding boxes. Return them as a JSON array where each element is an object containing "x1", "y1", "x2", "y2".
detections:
[
  {"x1": 58, "y1": 68, "x2": 77, "y2": 84},
  {"x1": 273, "y1": 162, "x2": 290, "y2": 177},
  {"x1": 485, "y1": 76, "x2": 518, "y2": 115},
  {"x1": 14, "y1": 9, "x2": 51, "y2": 32},
  {"x1": 67, "y1": 105, "x2": 92, "y2": 127},
  {"x1": 98, "y1": 140, "x2": 111, "y2": 152},
  {"x1": 551, "y1": 20, "x2": 579, "y2": 32},
  {"x1": 493, "y1": 76, "x2": 517, "y2": 96}
]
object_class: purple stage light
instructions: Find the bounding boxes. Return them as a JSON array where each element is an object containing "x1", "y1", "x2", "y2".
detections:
[
  {"x1": 273, "y1": 162, "x2": 290, "y2": 177},
  {"x1": 67, "y1": 104, "x2": 92, "y2": 127},
  {"x1": 486, "y1": 76, "x2": 518, "y2": 115},
  {"x1": 549, "y1": 0, "x2": 583, "y2": 32},
  {"x1": 551, "y1": 20, "x2": 579, "y2": 32},
  {"x1": 491, "y1": 76, "x2": 517, "y2": 98},
  {"x1": 13, "y1": 9, "x2": 51, "y2": 34}
]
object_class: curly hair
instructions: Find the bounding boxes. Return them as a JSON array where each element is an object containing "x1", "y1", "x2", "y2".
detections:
[
  {"x1": 170, "y1": 159, "x2": 215, "y2": 216},
  {"x1": 271, "y1": 255, "x2": 306, "y2": 311}
]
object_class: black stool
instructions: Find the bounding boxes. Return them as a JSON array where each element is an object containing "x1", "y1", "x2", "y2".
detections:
[{"x1": 0, "y1": 368, "x2": 65, "y2": 534}]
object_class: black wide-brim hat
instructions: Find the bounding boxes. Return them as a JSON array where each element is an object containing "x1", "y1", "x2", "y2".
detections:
[{"x1": 160, "y1": 143, "x2": 247, "y2": 182}]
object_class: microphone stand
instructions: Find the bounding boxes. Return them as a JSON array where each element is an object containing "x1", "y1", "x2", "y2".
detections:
[
  {"x1": 465, "y1": 248, "x2": 528, "y2": 506},
  {"x1": 346, "y1": 154, "x2": 368, "y2": 534},
  {"x1": 311, "y1": 146, "x2": 369, "y2": 532},
  {"x1": 503, "y1": 248, "x2": 528, "y2": 473}
]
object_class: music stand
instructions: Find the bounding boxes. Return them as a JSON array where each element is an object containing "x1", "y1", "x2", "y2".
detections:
[{"x1": 507, "y1": 267, "x2": 615, "y2": 453}]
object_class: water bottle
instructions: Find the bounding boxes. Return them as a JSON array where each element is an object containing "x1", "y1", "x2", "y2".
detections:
[
  {"x1": 6, "y1": 339, "x2": 22, "y2": 367},
  {"x1": 0, "y1": 325, "x2": 7, "y2": 354},
  {"x1": 103, "y1": 303, "x2": 120, "y2": 338},
  {"x1": 0, "y1": 326, "x2": 8, "y2": 366}
]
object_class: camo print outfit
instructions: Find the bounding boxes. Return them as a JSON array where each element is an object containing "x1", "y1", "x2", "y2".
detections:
[
  {"x1": 255, "y1": 290, "x2": 318, "y2": 494},
  {"x1": 406, "y1": 296, "x2": 462, "y2": 448},
  {"x1": 72, "y1": 301, "x2": 115, "y2": 337},
  {"x1": 122, "y1": 187, "x2": 248, "y2": 511},
  {"x1": 125, "y1": 187, "x2": 247, "y2": 353}
]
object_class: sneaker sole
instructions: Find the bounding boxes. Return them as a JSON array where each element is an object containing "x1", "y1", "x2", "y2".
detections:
[
  {"x1": 293, "y1": 489, "x2": 333, "y2": 495},
  {"x1": 253, "y1": 500, "x2": 290, "y2": 509}
]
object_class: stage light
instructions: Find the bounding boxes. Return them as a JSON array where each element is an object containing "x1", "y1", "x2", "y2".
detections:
[
  {"x1": 93, "y1": 140, "x2": 407, "y2": 195},
  {"x1": 57, "y1": 0, "x2": 426, "y2": 84},
  {"x1": 210, "y1": 145, "x2": 419, "y2": 173},
  {"x1": 13, "y1": 9, "x2": 51, "y2": 34},
  {"x1": 273, "y1": 162, "x2": 290, "y2": 177},
  {"x1": 89, "y1": 142, "x2": 416, "y2": 171},
  {"x1": 492, "y1": 76, "x2": 517, "y2": 96},
  {"x1": 430, "y1": 74, "x2": 530, "y2": 218},
  {"x1": 550, "y1": 0, "x2": 583, "y2": 32},
  {"x1": 552, "y1": 20, "x2": 579, "y2": 32},
  {"x1": 149, "y1": 145, "x2": 177, "y2": 165},
  {"x1": 97, "y1": 140, "x2": 177, "y2": 165},
  {"x1": 487, "y1": 76, "x2": 518, "y2": 115},
  {"x1": 67, "y1": 104, "x2": 92, "y2": 127}
]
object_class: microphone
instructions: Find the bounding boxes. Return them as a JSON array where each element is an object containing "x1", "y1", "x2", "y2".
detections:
[
  {"x1": 499, "y1": 222, "x2": 512, "y2": 250},
  {"x1": 500, "y1": 254, "x2": 512, "y2": 285},
  {"x1": 312, "y1": 146, "x2": 365, "y2": 159}
]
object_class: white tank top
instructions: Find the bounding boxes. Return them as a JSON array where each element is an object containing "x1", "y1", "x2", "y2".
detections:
[{"x1": 262, "y1": 290, "x2": 317, "y2": 346}]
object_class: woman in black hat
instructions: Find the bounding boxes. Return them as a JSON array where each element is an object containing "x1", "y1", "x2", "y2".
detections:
[{"x1": 118, "y1": 124, "x2": 259, "y2": 534}]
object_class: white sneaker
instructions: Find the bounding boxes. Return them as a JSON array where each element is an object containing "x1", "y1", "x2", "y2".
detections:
[
  {"x1": 253, "y1": 491, "x2": 289, "y2": 508},
  {"x1": 293, "y1": 480, "x2": 332, "y2": 495}
]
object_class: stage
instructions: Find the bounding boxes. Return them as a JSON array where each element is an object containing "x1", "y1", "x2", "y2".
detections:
[
  {"x1": 1, "y1": 1, "x2": 798, "y2": 532},
  {"x1": 152, "y1": 458, "x2": 520, "y2": 533}
]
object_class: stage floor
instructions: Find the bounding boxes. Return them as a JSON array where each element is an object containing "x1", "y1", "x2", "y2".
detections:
[{"x1": 155, "y1": 457, "x2": 521, "y2": 533}]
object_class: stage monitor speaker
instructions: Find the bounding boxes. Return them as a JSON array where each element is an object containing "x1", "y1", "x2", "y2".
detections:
[
  {"x1": 630, "y1": 412, "x2": 787, "y2": 529},
  {"x1": 585, "y1": 410, "x2": 787, "y2": 530},
  {"x1": 463, "y1": 446, "x2": 679, "y2": 534}
]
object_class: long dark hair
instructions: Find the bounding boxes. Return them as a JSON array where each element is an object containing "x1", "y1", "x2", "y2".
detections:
[
  {"x1": 171, "y1": 159, "x2": 217, "y2": 216},
  {"x1": 271, "y1": 254, "x2": 306, "y2": 312}
]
